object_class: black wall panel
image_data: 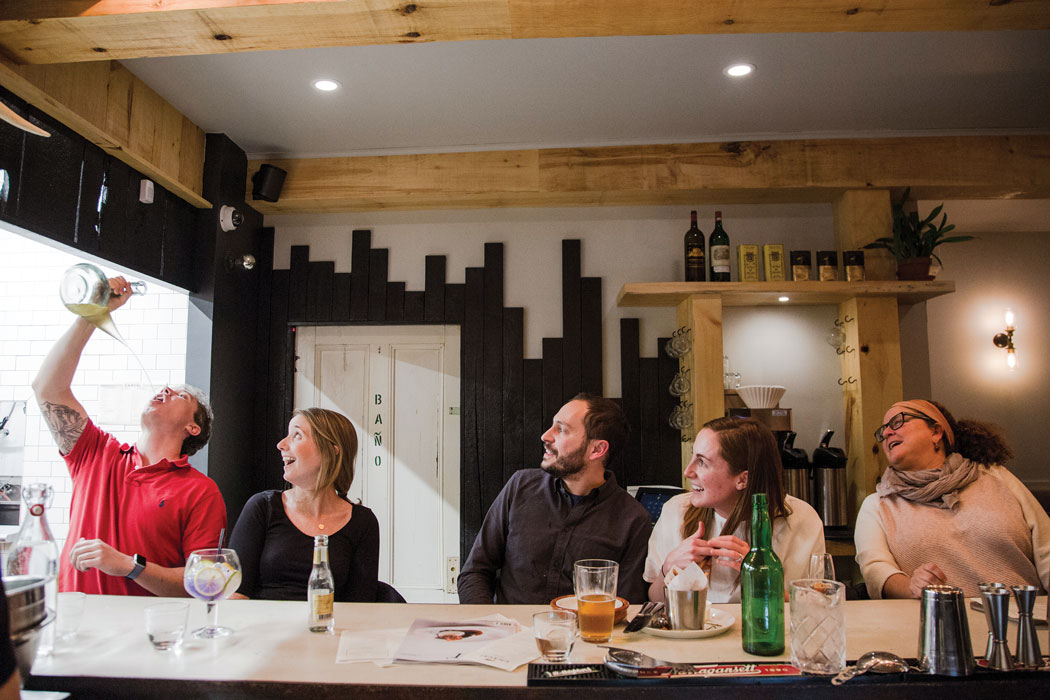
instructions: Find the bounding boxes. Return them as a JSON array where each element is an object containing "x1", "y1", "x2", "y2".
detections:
[
  {"x1": 350, "y1": 230, "x2": 370, "y2": 321},
  {"x1": 16, "y1": 119, "x2": 83, "y2": 246},
  {"x1": 0, "y1": 86, "x2": 202, "y2": 294},
  {"x1": 562, "y1": 240, "x2": 582, "y2": 398},
  {"x1": 307, "y1": 261, "x2": 335, "y2": 322}
]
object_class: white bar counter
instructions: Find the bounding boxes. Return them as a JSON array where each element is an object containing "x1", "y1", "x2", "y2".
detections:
[{"x1": 25, "y1": 596, "x2": 1049, "y2": 699}]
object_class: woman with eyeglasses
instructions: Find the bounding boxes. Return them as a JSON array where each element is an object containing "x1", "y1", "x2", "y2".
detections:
[{"x1": 855, "y1": 399, "x2": 1049, "y2": 598}]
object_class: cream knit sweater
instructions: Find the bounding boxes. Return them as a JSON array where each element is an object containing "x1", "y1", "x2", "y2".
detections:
[{"x1": 855, "y1": 464, "x2": 1050, "y2": 598}]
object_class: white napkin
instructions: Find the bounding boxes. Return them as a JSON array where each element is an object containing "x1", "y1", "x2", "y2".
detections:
[
  {"x1": 665, "y1": 561, "x2": 708, "y2": 591},
  {"x1": 460, "y1": 629, "x2": 540, "y2": 671},
  {"x1": 336, "y1": 627, "x2": 408, "y2": 665}
]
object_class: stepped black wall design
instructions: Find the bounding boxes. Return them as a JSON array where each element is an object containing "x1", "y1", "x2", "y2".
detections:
[{"x1": 269, "y1": 234, "x2": 683, "y2": 562}]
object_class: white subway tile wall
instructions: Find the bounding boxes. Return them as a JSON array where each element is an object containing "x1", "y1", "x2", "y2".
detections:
[{"x1": 0, "y1": 227, "x2": 189, "y2": 554}]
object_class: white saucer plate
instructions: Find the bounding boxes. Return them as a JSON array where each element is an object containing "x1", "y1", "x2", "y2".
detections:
[{"x1": 640, "y1": 607, "x2": 736, "y2": 639}]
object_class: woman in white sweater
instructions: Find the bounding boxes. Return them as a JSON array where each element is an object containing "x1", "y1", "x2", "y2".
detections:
[
  {"x1": 644, "y1": 417, "x2": 825, "y2": 603},
  {"x1": 855, "y1": 399, "x2": 1049, "y2": 599}
]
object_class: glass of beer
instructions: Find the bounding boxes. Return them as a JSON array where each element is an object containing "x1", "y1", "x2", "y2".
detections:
[{"x1": 573, "y1": 559, "x2": 618, "y2": 643}]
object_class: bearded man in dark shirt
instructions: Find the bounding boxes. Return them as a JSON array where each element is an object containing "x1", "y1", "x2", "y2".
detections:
[{"x1": 458, "y1": 394, "x2": 653, "y2": 604}]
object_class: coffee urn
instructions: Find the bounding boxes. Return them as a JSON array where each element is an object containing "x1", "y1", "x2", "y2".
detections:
[
  {"x1": 779, "y1": 431, "x2": 812, "y2": 505},
  {"x1": 813, "y1": 429, "x2": 848, "y2": 527}
]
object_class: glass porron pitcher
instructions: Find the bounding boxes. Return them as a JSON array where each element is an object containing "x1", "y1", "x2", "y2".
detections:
[
  {"x1": 4, "y1": 483, "x2": 60, "y2": 656},
  {"x1": 59, "y1": 262, "x2": 146, "y2": 343}
]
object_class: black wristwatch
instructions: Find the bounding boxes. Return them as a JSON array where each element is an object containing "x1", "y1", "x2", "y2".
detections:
[{"x1": 126, "y1": 553, "x2": 146, "y2": 580}]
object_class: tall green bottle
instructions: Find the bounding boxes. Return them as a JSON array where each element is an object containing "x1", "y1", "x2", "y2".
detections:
[{"x1": 741, "y1": 492, "x2": 785, "y2": 655}]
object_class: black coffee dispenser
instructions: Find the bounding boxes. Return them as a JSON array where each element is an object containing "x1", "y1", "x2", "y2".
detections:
[
  {"x1": 779, "y1": 431, "x2": 812, "y2": 505},
  {"x1": 813, "y1": 429, "x2": 848, "y2": 527}
]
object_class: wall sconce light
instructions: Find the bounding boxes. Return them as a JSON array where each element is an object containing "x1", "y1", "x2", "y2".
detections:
[
  {"x1": 225, "y1": 253, "x2": 256, "y2": 272},
  {"x1": 992, "y1": 308, "x2": 1016, "y2": 370}
]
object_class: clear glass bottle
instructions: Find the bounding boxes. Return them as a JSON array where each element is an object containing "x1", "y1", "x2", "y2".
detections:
[
  {"x1": 59, "y1": 262, "x2": 146, "y2": 344},
  {"x1": 741, "y1": 492, "x2": 785, "y2": 655},
  {"x1": 308, "y1": 534, "x2": 335, "y2": 634},
  {"x1": 5, "y1": 483, "x2": 60, "y2": 655}
]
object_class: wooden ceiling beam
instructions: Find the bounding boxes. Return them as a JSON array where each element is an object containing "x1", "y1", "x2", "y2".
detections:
[
  {"x1": 0, "y1": 56, "x2": 209, "y2": 207},
  {"x1": 1, "y1": 0, "x2": 1047, "y2": 64},
  {"x1": 245, "y1": 135, "x2": 1050, "y2": 214}
]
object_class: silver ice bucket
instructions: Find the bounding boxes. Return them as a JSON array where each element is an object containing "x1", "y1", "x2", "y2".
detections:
[{"x1": 4, "y1": 575, "x2": 51, "y2": 680}]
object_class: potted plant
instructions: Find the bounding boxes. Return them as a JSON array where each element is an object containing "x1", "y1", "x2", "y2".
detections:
[{"x1": 864, "y1": 189, "x2": 974, "y2": 280}]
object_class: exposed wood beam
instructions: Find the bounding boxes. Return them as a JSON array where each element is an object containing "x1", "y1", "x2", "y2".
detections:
[
  {"x1": 246, "y1": 135, "x2": 1050, "y2": 214},
  {"x1": 2, "y1": 1, "x2": 1048, "y2": 64},
  {"x1": 0, "y1": 56, "x2": 209, "y2": 208}
]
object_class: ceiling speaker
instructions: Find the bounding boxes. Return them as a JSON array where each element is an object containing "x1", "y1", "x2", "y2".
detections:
[{"x1": 251, "y1": 164, "x2": 287, "y2": 202}]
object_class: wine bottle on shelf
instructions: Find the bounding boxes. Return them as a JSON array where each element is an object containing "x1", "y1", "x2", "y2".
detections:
[
  {"x1": 308, "y1": 534, "x2": 335, "y2": 634},
  {"x1": 741, "y1": 492, "x2": 785, "y2": 655},
  {"x1": 709, "y1": 211, "x2": 731, "y2": 281},
  {"x1": 684, "y1": 210, "x2": 706, "y2": 282}
]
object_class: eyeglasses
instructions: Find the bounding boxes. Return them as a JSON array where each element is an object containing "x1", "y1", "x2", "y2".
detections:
[{"x1": 874, "y1": 412, "x2": 929, "y2": 443}]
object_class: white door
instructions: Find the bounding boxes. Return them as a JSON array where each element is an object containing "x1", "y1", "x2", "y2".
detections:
[{"x1": 295, "y1": 325, "x2": 460, "y2": 603}]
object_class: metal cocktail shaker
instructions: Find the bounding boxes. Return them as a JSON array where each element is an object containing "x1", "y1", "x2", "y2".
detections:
[{"x1": 917, "y1": 584, "x2": 975, "y2": 676}]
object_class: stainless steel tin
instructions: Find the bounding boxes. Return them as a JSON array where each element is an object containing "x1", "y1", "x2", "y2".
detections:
[
  {"x1": 4, "y1": 574, "x2": 50, "y2": 680},
  {"x1": 664, "y1": 587, "x2": 706, "y2": 631},
  {"x1": 918, "y1": 584, "x2": 975, "y2": 676}
]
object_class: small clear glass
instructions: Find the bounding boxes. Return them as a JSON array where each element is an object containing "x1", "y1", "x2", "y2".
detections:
[
  {"x1": 145, "y1": 602, "x2": 189, "y2": 651},
  {"x1": 56, "y1": 591, "x2": 87, "y2": 641},
  {"x1": 533, "y1": 610, "x2": 576, "y2": 662}
]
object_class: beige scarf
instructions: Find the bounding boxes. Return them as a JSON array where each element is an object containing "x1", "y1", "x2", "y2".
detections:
[{"x1": 876, "y1": 453, "x2": 982, "y2": 510}]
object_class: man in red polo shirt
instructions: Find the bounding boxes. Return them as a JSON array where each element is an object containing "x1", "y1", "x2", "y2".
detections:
[{"x1": 33, "y1": 276, "x2": 227, "y2": 596}]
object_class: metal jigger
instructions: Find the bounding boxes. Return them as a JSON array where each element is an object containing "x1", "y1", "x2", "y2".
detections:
[
  {"x1": 978, "y1": 582, "x2": 1007, "y2": 661},
  {"x1": 981, "y1": 587, "x2": 1014, "y2": 671},
  {"x1": 1011, "y1": 585, "x2": 1044, "y2": 669}
]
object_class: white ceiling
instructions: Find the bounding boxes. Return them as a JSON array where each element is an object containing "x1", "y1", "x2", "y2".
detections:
[{"x1": 122, "y1": 30, "x2": 1050, "y2": 160}]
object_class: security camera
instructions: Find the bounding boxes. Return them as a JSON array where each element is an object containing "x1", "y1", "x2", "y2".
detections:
[{"x1": 219, "y1": 205, "x2": 243, "y2": 232}]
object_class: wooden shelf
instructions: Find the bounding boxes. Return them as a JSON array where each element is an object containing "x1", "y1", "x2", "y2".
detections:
[{"x1": 617, "y1": 280, "x2": 955, "y2": 308}]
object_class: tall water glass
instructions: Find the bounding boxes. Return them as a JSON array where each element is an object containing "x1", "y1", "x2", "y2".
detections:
[
  {"x1": 573, "y1": 559, "x2": 618, "y2": 643},
  {"x1": 789, "y1": 579, "x2": 846, "y2": 675}
]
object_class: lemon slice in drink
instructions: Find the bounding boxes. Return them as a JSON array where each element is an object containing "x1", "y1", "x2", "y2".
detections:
[
  {"x1": 222, "y1": 570, "x2": 242, "y2": 597},
  {"x1": 192, "y1": 565, "x2": 226, "y2": 598}
]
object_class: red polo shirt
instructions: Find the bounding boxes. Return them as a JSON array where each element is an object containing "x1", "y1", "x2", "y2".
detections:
[{"x1": 59, "y1": 420, "x2": 227, "y2": 595}]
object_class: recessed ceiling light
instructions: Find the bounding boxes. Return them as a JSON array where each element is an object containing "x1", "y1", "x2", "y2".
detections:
[
  {"x1": 778, "y1": 296, "x2": 790, "y2": 303},
  {"x1": 725, "y1": 63, "x2": 755, "y2": 78},
  {"x1": 312, "y1": 79, "x2": 341, "y2": 92}
]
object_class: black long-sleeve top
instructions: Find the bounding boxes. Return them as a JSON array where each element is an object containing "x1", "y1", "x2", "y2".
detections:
[{"x1": 229, "y1": 490, "x2": 380, "y2": 602}]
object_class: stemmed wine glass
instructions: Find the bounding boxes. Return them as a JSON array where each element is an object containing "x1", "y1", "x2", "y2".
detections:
[{"x1": 184, "y1": 548, "x2": 242, "y2": 638}]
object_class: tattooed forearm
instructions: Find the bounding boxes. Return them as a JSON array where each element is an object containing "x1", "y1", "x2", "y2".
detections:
[{"x1": 40, "y1": 401, "x2": 87, "y2": 454}]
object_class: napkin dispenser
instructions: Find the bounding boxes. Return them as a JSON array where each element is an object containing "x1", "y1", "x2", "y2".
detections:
[{"x1": 813, "y1": 429, "x2": 848, "y2": 527}]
